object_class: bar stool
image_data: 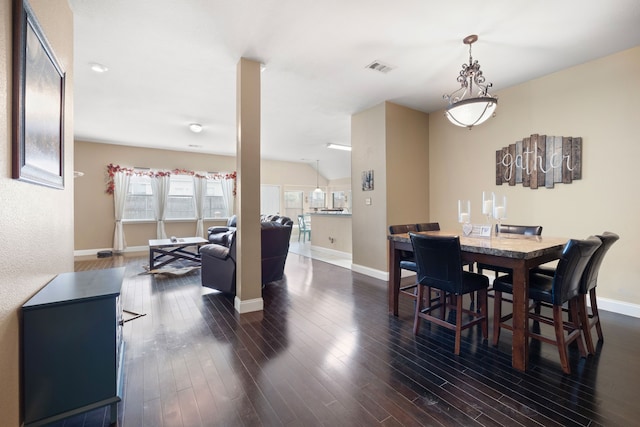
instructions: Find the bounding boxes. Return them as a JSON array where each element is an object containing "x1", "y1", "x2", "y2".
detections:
[
  {"x1": 389, "y1": 224, "x2": 419, "y2": 300},
  {"x1": 410, "y1": 233, "x2": 489, "y2": 355},
  {"x1": 533, "y1": 232, "x2": 619, "y2": 354},
  {"x1": 492, "y1": 237, "x2": 601, "y2": 374}
]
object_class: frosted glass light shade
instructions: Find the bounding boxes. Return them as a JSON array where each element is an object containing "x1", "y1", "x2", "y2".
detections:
[{"x1": 446, "y1": 97, "x2": 497, "y2": 128}]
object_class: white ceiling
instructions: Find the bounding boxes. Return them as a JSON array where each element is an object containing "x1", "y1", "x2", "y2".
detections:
[{"x1": 68, "y1": 0, "x2": 640, "y2": 181}]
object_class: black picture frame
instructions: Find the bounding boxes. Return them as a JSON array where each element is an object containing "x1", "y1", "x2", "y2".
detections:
[{"x1": 12, "y1": 0, "x2": 66, "y2": 189}]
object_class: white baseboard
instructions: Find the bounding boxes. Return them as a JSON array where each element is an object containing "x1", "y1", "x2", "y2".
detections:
[
  {"x1": 234, "y1": 297, "x2": 264, "y2": 313},
  {"x1": 350, "y1": 264, "x2": 415, "y2": 281},
  {"x1": 593, "y1": 297, "x2": 640, "y2": 318},
  {"x1": 350, "y1": 263, "x2": 388, "y2": 281},
  {"x1": 309, "y1": 245, "x2": 352, "y2": 258},
  {"x1": 74, "y1": 246, "x2": 148, "y2": 257}
]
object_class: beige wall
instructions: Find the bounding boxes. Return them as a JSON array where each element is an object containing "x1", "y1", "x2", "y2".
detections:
[
  {"x1": 263, "y1": 159, "x2": 330, "y2": 214},
  {"x1": 429, "y1": 46, "x2": 640, "y2": 309},
  {"x1": 74, "y1": 140, "x2": 330, "y2": 251},
  {"x1": 309, "y1": 214, "x2": 352, "y2": 253},
  {"x1": 0, "y1": 0, "x2": 74, "y2": 424},
  {"x1": 351, "y1": 102, "x2": 430, "y2": 273},
  {"x1": 352, "y1": 103, "x2": 387, "y2": 270},
  {"x1": 386, "y1": 102, "x2": 430, "y2": 227}
]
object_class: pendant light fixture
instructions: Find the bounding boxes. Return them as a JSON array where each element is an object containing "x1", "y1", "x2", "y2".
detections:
[
  {"x1": 443, "y1": 35, "x2": 497, "y2": 129},
  {"x1": 313, "y1": 159, "x2": 323, "y2": 193}
]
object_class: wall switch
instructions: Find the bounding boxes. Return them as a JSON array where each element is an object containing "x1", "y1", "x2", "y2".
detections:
[{"x1": 365, "y1": 197, "x2": 371, "y2": 205}]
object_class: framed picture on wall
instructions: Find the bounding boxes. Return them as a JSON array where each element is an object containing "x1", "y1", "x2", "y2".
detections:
[
  {"x1": 12, "y1": 0, "x2": 66, "y2": 189},
  {"x1": 361, "y1": 170, "x2": 374, "y2": 191}
]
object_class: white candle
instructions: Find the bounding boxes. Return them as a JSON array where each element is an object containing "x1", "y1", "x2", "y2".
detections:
[
  {"x1": 494, "y1": 206, "x2": 505, "y2": 219},
  {"x1": 460, "y1": 213, "x2": 470, "y2": 223},
  {"x1": 483, "y1": 200, "x2": 492, "y2": 215}
]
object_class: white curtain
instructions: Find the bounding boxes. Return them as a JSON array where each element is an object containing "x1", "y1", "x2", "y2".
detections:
[
  {"x1": 112, "y1": 171, "x2": 131, "y2": 253},
  {"x1": 221, "y1": 176, "x2": 235, "y2": 218},
  {"x1": 151, "y1": 173, "x2": 170, "y2": 239},
  {"x1": 193, "y1": 176, "x2": 207, "y2": 238}
]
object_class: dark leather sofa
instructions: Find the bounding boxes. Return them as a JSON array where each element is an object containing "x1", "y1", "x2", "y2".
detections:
[
  {"x1": 207, "y1": 214, "x2": 293, "y2": 244},
  {"x1": 207, "y1": 215, "x2": 237, "y2": 245},
  {"x1": 200, "y1": 221, "x2": 293, "y2": 294}
]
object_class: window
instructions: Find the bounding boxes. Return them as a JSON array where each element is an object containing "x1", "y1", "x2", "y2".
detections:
[
  {"x1": 204, "y1": 179, "x2": 227, "y2": 218},
  {"x1": 123, "y1": 174, "x2": 153, "y2": 220},
  {"x1": 124, "y1": 174, "x2": 228, "y2": 221},
  {"x1": 121, "y1": 171, "x2": 234, "y2": 221},
  {"x1": 165, "y1": 175, "x2": 195, "y2": 219},
  {"x1": 309, "y1": 190, "x2": 325, "y2": 209},
  {"x1": 332, "y1": 191, "x2": 346, "y2": 209},
  {"x1": 284, "y1": 191, "x2": 303, "y2": 220}
]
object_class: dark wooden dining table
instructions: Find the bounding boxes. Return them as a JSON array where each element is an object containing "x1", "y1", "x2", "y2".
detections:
[{"x1": 388, "y1": 230, "x2": 568, "y2": 372}]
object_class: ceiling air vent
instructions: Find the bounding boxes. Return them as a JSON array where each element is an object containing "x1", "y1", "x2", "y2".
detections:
[{"x1": 365, "y1": 60, "x2": 395, "y2": 74}]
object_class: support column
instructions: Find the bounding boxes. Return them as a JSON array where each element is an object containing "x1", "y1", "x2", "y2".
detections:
[{"x1": 234, "y1": 58, "x2": 263, "y2": 314}]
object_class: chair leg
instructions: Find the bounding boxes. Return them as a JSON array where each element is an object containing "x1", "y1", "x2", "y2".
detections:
[
  {"x1": 577, "y1": 294, "x2": 595, "y2": 355},
  {"x1": 569, "y1": 298, "x2": 588, "y2": 358},
  {"x1": 454, "y1": 294, "x2": 463, "y2": 355},
  {"x1": 553, "y1": 305, "x2": 571, "y2": 375},
  {"x1": 439, "y1": 292, "x2": 447, "y2": 320},
  {"x1": 413, "y1": 284, "x2": 424, "y2": 335},
  {"x1": 590, "y1": 288, "x2": 603, "y2": 341},
  {"x1": 492, "y1": 291, "x2": 502, "y2": 346},
  {"x1": 479, "y1": 289, "x2": 488, "y2": 340}
]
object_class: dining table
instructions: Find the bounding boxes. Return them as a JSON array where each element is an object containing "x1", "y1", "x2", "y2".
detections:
[{"x1": 388, "y1": 230, "x2": 568, "y2": 372}]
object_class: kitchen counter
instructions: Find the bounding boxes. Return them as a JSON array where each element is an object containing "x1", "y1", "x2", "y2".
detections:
[{"x1": 307, "y1": 212, "x2": 352, "y2": 253}]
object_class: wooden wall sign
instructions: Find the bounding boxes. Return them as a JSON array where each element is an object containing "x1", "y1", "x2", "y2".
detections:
[{"x1": 495, "y1": 134, "x2": 582, "y2": 189}]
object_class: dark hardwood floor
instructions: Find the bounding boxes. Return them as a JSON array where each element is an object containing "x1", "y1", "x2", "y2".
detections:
[{"x1": 52, "y1": 252, "x2": 640, "y2": 426}]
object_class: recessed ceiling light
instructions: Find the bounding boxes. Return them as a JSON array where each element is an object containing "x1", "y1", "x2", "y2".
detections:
[
  {"x1": 327, "y1": 143, "x2": 352, "y2": 151},
  {"x1": 189, "y1": 123, "x2": 203, "y2": 133},
  {"x1": 89, "y1": 62, "x2": 108, "y2": 73}
]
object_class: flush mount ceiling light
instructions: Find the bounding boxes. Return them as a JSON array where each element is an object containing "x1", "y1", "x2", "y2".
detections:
[
  {"x1": 327, "y1": 143, "x2": 352, "y2": 151},
  {"x1": 89, "y1": 62, "x2": 108, "y2": 73},
  {"x1": 443, "y1": 35, "x2": 497, "y2": 129},
  {"x1": 189, "y1": 123, "x2": 203, "y2": 133}
]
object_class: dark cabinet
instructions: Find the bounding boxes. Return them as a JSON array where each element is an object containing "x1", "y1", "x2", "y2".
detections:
[{"x1": 22, "y1": 267, "x2": 125, "y2": 426}]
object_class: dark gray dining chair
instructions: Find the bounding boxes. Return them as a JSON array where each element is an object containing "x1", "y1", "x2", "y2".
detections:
[
  {"x1": 492, "y1": 236, "x2": 601, "y2": 374},
  {"x1": 532, "y1": 231, "x2": 619, "y2": 354},
  {"x1": 410, "y1": 233, "x2": 489, "y2": 355},
  {"x1": 389, "y1": 224, "x2": 420, "y2": 301}
]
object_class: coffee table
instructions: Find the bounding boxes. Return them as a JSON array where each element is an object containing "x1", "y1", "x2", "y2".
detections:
[{"x1": 148, "y1": 237, "x2": 208, "y2": 270}]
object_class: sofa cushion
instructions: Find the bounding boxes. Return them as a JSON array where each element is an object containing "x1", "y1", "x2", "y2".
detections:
[{"x1": 200, "y1": 243, "x2": 231, "y2": 260}]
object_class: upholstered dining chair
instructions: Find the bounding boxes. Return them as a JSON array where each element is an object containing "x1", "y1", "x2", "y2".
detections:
[
  {"x1": 409, "y1": 233, "x2": 489, "y2": 355},
  {"x1": 297, "y1": 214, "x2": 311, "y2": 242},
  {"x1": 532, "y1": 232, "x2": 619, "y2": 354},
  {"x1": 389, "y1": 224, "x2": 420, "y2": 299},
  {"x1": 573, "y1": 232, "x2": 619, "y2": 354},
  {"x1": 415, "y1": 222, "x2": 440, "y2": 232},
  {"x1": 492, "y1": 236, "x2": 601, "y2": 374}
]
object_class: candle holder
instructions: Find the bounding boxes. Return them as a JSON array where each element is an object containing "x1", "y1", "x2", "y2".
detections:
[
  {"x1": 458, "y1": 199, "x2": 471, "y2": 224},
  {"x1": 482, "y1": 191, "x2": 493, "y2": 225},
  {"x1": 492, "y1": 194, "x2": 507, "y2": 237}
]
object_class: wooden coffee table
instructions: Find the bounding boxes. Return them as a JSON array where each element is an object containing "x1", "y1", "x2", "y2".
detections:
[{"x1": 148, "y1": 237, "x2": 208, "y2": 270}]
